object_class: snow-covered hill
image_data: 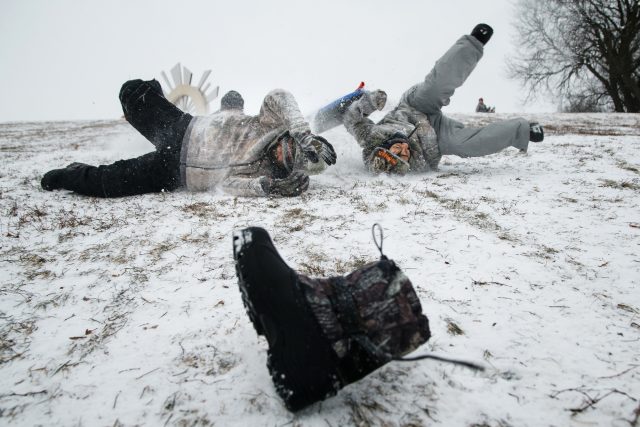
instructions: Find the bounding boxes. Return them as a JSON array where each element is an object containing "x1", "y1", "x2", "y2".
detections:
[{"x1": 1, "y1": 113, "x2": 639, "y2": 426}]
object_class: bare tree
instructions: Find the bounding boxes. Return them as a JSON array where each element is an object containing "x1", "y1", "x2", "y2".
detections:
[{"x1": 508, "y1": 0, "x2": 640, "y2": 112}]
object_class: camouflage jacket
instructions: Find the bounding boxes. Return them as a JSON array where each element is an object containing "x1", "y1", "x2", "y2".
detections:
[
  {"x1": 179, "y1": 89, "x2": 310, "y2": 196},
  {"x1": 343, "y1": 91, "x2": 441, "y2": 173}
]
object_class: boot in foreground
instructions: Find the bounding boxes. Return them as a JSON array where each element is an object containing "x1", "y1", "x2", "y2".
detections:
[{"x1": 233, "y1": 226, "x2": 431, "y2": 411}]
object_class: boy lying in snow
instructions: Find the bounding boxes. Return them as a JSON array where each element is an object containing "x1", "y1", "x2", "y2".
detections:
[
  {"x1": 41, "y1": 82, "x2": 336, "y2": 198},
  {"x1": 342, "y1": 24, "x2": 544, "y2": 174}
]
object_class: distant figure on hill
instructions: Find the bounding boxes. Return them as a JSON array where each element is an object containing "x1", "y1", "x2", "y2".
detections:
[
  {"x1": 476, "y1": 97, "x2": 495, "y2": 113},
  {"x1": 41, "y1": 82, "x2": 336, "y2": 198},
  {"x1": 340, "y1": 24, "x2": 544, "y2": 174}
]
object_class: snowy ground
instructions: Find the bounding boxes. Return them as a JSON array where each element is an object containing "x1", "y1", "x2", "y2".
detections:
[{"x1": 1, "y1": 113, "x2": 639, "y2": 426}]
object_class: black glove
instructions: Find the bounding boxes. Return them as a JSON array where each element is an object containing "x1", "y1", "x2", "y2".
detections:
[
  {"x1": 308, "y1": 135, "x2": 337, "y2": 165},
  {"x1": 261, "y1": 171, "x2": 310, "y2": 197},
  {"x1": 296, "y1": 133, "x2": 337, "y2": 165},
  {"x1": 471, "y1": 23, "x2": 493, "y2": 45}
]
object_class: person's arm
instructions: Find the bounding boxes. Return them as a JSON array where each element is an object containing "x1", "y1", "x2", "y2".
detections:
[
  {"x1": 221, "y1": 172, "x2": 310, "y2": 197},
  {"x1": 258, "y1": 89, "x2": 310, "y2": 135},
  {"x1": 259, "y1": 89, "x2": 336, "y2": 167},
  {"x1": 343, "y1": 90, "x2": 388, "y2": 149}
]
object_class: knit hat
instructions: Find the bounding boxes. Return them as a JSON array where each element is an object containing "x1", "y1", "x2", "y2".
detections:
[
  {"x1": 380, "y1": 132, "x2": 409, "y2": 150},
  {"x1": 220, "y1": 90, "x2": 244, "y2": 110}
]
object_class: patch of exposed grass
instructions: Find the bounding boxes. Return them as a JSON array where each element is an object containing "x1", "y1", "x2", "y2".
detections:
[
  {"x1": 415, "y1": 188, "x2": 439, "y2": 199},
  {"x1": 543, "y1": 124, "x2": 631, "y2": 136},
  {"x1": 436, "y1": 172, "x2": 462, "y2": 179},
  {"x1": 589, "y1": 195, "x2": 624, "y2": 203},
  {"x1": 335, "y1": 256, "x2": 370, "y2": 275},
  {"x1": 598, "y1": 179, "x2": 640, "y2": 191},
  {"x1": 561, "y1": 196, "x2": 579, "y2": 203},
  {"x1": 19, "y1": 253, "x2": 47, "y2": 267},
  {"x1": 375, "y1": 201, "x2": 388, "y2": 211},
  {"x1": 149, "y1": 240, "x2": 179, "y2": 260},
  {"x1": 530, "y1": 245, "x2": 560, "y2": 261},
  {"x1": 7, "y1": 200, "x2": 18, "y2": 216},
  {"x1": 415, "y1": 187, "x2": 516, "y2": 239},
  {"x1": 349, "y1": 193, "x2": 372, "y2": 213},
  {"x1": 280, "y1": 207, "x2": 319, "y2": 232},
  {"x1": 298, "y1": 261, "x2": 326, "y2": 277},
  {"x1": 181, "y1": 202, "x2": 223, "y2": 218},
  {"x1": 396, "y1": 195, "x2": 412, "y2": 205},
  {"x1": 616, "y1": 160, "x2": 639, "y2": 175},
  {"x1": 33, "y1": 292, "x2": 68, "y2": 310},
  {"x1": 446, "y1": 319, "x2": 465, "y2": 336},
  {"x1": 298, "y1": 248, "x2": 329, "y2": 276},
  {"x1": 54, "y1": 208, "x2": 92, "y2": 228},
  {"x1": 77, "y1": 243, "x2": 110, "y2": 262},
  {"x1": 182, "y1": 347, "x2": 238, "y2": 376},
  {"x1": 0, "y1": 316, "x2": 36, "y2": 365},
  {"x1": 17, "y1": 205, "x2": 48, "y2": 228},
  {"x1": 345, "y1": 395, "x2": 392, "y2": 426},
  {"x1": 617, "y1": 303, "x2": 638, "y2": 314}
]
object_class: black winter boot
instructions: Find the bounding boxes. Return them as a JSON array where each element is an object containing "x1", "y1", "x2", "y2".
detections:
[
  {"x1": 41, "y1": 162, "x2": 104, "y2": 195},
  {"x1": 41, "y1": 168, "x2": 67, "y2": 191},
  {"x1": 529, "y1": 122, "x2": 544, "y2": 142},
  {"x1": 233, "y1": 227, "x2": 431, "y2": 411},
  {"x1": 118, "y1": 79, "x2": 192, "y2": 150},
  {"x1": 233, "y1": 227, "x2": 341, "y2": 411}
]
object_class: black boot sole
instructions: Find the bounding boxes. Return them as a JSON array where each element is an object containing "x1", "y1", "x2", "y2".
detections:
[
  {"x1": 233, "y1": 228, "x2": 267, "y2": 336},
  {"x1": 232, "y1": 227, "x2": 342, "y2": 411}
]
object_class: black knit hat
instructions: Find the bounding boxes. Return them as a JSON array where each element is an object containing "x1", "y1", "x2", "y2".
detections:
[
  {"x1": 380, "y1": 132, "x2": 408, "y2": 150},
  {"x1": 221, "y1": 90, "x2": 244, "y2": 110}
]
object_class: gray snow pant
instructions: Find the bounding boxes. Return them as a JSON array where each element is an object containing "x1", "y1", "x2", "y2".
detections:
[{"x1": 404, "y1": 35, "x2": 529, "y2": 156}]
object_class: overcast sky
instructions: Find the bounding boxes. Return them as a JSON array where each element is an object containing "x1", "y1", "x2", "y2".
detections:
[{"x1": 0, "y1": 0, "x2": 555, "y2": 122}]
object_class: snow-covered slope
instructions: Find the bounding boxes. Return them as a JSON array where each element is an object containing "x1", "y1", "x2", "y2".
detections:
[{"x1": 1, "y1": 113, "x2": 639, "y2": 426}]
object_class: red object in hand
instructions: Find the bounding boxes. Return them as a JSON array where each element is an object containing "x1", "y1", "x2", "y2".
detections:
[{"x1": 376, "y1": 149, "x2": 398, "y2": 166}]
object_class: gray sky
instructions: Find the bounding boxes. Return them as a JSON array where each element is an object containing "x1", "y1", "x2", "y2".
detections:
[{"x1": 0, "y1": 0, "x2": 554, "y2": 122}]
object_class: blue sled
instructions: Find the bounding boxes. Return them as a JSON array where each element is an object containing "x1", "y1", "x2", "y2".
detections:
[{"x1": 313, "y1": 82, "x2": 365, "y2": 133}]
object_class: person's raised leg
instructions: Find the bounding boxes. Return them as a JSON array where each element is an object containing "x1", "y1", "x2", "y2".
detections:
[
  {"x1": 402, "y1": 24, "x2": 492, "y2": 115},
  {"x1": 119, "y1": 79, "x2": 193, "y2": 151}
]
